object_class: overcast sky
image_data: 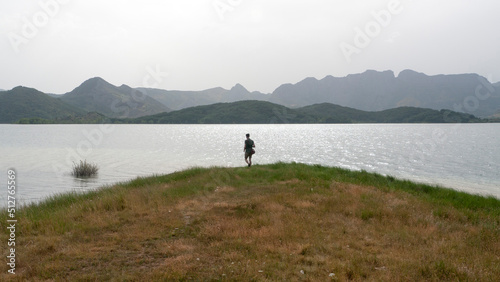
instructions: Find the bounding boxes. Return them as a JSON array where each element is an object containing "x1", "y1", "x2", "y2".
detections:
[{"x1": 1, "y1": 0, "x2": 499, "y2": 94}]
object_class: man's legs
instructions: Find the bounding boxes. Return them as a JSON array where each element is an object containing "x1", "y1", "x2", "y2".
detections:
[{"x1": 245, "y1": 153, "x2": 252, "y2": 167}]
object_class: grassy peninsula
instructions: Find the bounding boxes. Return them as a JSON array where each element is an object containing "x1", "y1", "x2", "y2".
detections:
[{"x1": 1, "y1": 163, "x2": 499, "y2": 280}]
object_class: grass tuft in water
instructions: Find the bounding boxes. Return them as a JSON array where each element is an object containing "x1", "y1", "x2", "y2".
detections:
[{"x1": 72, "y1": 160, "x2": 99, "y2": 177}]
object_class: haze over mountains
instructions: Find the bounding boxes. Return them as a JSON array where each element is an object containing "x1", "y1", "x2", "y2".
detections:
[
  {"x1": 1, "y1": 69, "x2": 499, "y2": 123},
  {"x1": 136, "y1": 84, "x2": 268, "y2": 112},
  {"x1": 270, "y1": 70, "x2": 500, "y2": 116},
  {"x1": 139, "y1": 69, "x2": 500, "y2": 117}
]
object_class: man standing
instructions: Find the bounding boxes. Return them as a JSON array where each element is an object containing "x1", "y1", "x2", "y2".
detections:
[{"x1": 244, "y1": 133, "x2": 255, "y2": 167}]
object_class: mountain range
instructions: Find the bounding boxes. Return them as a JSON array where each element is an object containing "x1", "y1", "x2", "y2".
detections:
[
  {"x1": 269, "y1": 70, "x2": 500, "y2": 117},
  {"x1": 139, "y1": 69, "x2": 500, "y2": 117},
  {"x1": 1, "y1": 69, "x2": 499, "y2": 123},
  {"x1": 116, "y1": 100, "x2": 481, "y2": 124},
  {"x1": 135, "y1": 83, "x2": 268, "y2": 112}
]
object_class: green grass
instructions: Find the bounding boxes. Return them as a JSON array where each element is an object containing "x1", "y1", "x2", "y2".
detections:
[{"x1": 1, "y1": 163, "x2": 498, "y2": 280}]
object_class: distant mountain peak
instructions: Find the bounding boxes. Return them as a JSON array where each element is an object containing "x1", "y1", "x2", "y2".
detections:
[
  {"x1": 11, "y1": 86, "x2": 26, "y2": 91},
  {"x1": 118, "y1": 84, "x2": 133, "y2": 92},
  {"x1": 231, "y1": 83, "x2": 247, "y2": 90},
  {"x1": 300, "y1": 77, "x2": 319, "y2": 84},
  {"x1": 11, "y1": 86, "x2": 41, "y2": 93},
  {"x1": 60, "y1": 76, "x2": 170, "y2": 118},
  {"x1": 67, "y1": 77, "x2": 118, "y2": 97},
  {"x1": 397, "y1": 69, "x2": 427, "y2": 78},
  {"x1": 359, "y1": 69, "x2": 395, "y2": 78},
  {"x1": 230, "y1": 83, "x2": 249, "y2": 94},
  {"x1": 75, "y1": 77, "x2": 111, "y2": 90},
  {"x1": 83, "y1": 76, "x2": 107, "y2": 84}
]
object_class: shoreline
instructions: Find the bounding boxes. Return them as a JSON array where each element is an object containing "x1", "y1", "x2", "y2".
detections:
[
  {"x1": 1, "y1": 163, "x2": 499, "y2": 280},
  {"x1": 4, "y1": 161, "x2": 499, "y2": 210}
]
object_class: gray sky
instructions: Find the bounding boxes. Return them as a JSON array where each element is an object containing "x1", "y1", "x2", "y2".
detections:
[{"x1": 1, "y1": 0, "x2": 499, "y2": 94}]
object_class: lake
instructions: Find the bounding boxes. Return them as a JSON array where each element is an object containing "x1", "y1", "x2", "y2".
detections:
[{"x1": 0, "y1": 123, "x2": 499, "y2": 207}]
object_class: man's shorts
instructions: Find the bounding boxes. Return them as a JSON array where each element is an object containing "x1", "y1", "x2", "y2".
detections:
[{"x1": 245, "y1": 152, "x2": 252, "y2": 158}]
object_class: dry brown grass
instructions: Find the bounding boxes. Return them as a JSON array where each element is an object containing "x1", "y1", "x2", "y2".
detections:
[{"x1": 1, "y1": 164, "x2": 499, "y2": 280}]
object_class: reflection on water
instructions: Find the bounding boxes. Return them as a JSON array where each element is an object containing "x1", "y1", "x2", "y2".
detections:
[
  {"x1": 0, "y1": 123, "x2": 499, "y2": 207},
  {"x1": 73, "y1": 176, "x2": 99, "y2": 189}
]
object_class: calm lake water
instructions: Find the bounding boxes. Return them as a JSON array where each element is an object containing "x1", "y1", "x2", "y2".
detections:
[{"x1": 0, "y1": 124, "x2": 499, "y2": 207}]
